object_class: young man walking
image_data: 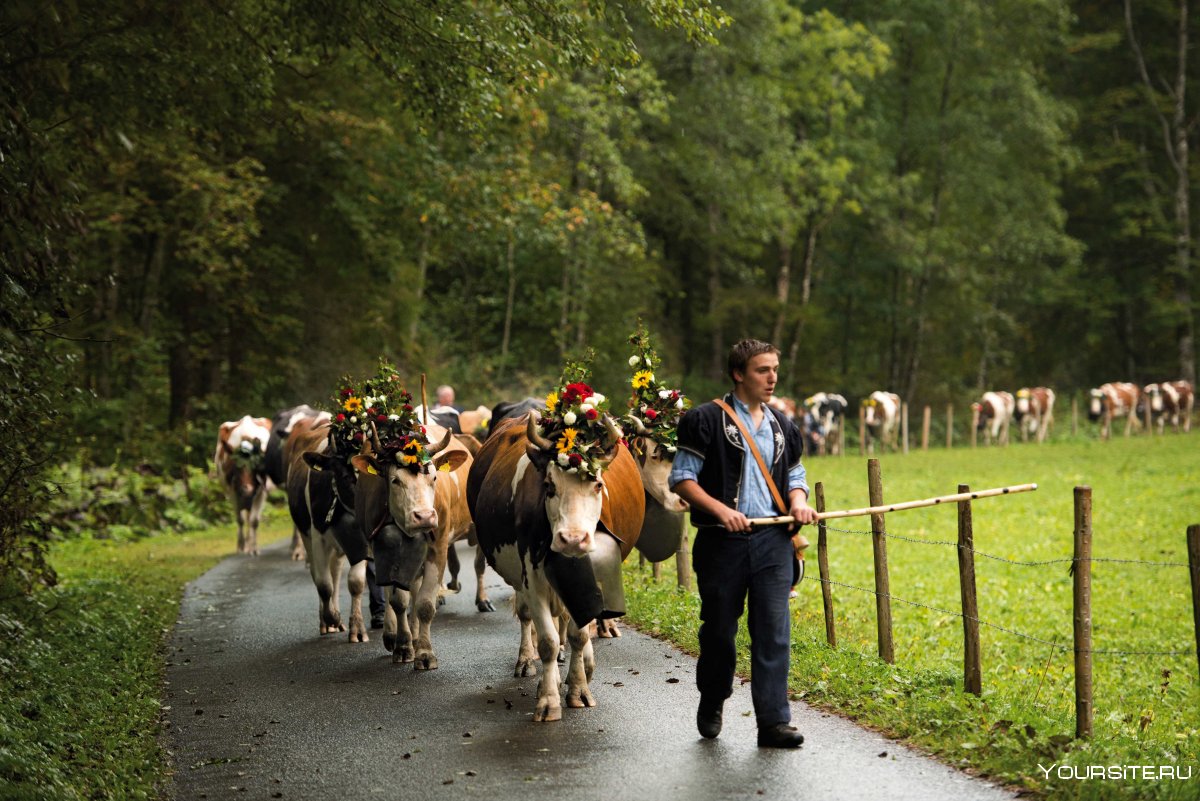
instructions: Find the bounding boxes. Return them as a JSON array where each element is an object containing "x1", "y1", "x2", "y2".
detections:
[{"x1": 669, "y1": 339, "x2": 818, "y2": 748}]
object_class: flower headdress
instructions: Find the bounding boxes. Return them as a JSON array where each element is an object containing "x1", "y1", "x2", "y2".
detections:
[
  {"x1": 623, "y1": 325, "x2": 690, "y2": 454},
  {"x1": 230, "y1": 438, "x2": 266, "y2": 472},
  {"x1": 536, "y1": 357, "x2": 619, "y2": 481},
  {"x1": 329, "y1": 360, "x2": 432, "y2": 470}
]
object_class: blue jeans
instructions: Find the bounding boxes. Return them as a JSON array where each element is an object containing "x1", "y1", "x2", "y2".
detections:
[{"x1": 693, "y1": 525, "x2": 794, "y2": 728}]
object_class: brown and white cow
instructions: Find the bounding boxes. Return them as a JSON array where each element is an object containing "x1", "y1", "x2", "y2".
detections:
[
  {"x1": 1014, "y1": 387, "x2": 1055, "y2": 443},
  {"x1": 213, "y1": 415, "x2": 273, "y2": 555},
  {"x1": 1088, "y1": 382, "x2": 1141, "y2": 440},
  {"x1": 351, "y1": 423, "x2": 480, "y2": 669},
  {"x1": 972, "y1": 391, "x2": 1015, "y2": 446},
  {"x1": 264, "y1": 405, "x2": 331, "y2": 561},
  {"x1": 1143, "y1": 381, "x2": 1194, "y2": 434},
  {"x1": 467, "y1": 413, "x2": 645, "y2": 721},
  {"x1": 862, "y1": 391, "x2": 901, "y2": 453}
]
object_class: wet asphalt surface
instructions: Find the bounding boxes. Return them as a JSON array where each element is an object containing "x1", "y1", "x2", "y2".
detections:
[{"x1": 164, "y1": 539, "x2": 1018, "y2": 801}]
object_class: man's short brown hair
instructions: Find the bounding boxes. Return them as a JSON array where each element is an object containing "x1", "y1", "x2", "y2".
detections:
[{"x1": 727, "y1": 338, "x2": 780, "y2": 383}]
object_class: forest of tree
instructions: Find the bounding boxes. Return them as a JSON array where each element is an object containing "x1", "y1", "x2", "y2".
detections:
[{"x1": 2, "y1": 1, "x2": 1197, "y2": 589}]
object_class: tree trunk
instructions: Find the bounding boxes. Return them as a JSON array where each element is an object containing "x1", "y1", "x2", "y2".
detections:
[
  {"x1": 772, "y1": 231, "x2": 792, "y2": 346},
  {"x1": 707, "y1": 202, "x2": 723, "y2": 378},
  {"x1": 786, "y1": 221, "x2": 822, "y2": 379},
  {"x1": 500, "y1": 228, "x2": 516, "y2": 368},
  {"x1": 408, "y1": 225, "x2": 430, "y2": 346}
]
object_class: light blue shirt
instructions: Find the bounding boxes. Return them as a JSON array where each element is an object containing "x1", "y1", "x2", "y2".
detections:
[{"x1": 669, "y1": 394, "x2": 808, "y2": 517}]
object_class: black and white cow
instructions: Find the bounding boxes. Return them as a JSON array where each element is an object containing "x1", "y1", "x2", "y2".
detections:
[
  {"x1": 265, "y1": 404, "x2": 331, "y2": 560},
  {"x1": 804, "y1": 392, "x2": 848, "y2": 455}
]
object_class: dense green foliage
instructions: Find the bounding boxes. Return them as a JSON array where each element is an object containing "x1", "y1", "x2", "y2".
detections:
[
  {"x1": 1, "y1": 3, "x2": 1196, "y2": 585},
  {"x1": 625, "y1": 433, "x2": 1200, "y2": 799}
]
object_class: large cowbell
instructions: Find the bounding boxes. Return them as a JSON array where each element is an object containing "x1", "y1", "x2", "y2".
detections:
[
  {"x1": 372, "y1": 523, "x2": 428, "y2": 590},
  {"x1": 542, "y1": 530, "x2": 626, "y2": 629},
  {"x1": 634, "y1": 497, "x2": 685, "y2": 563}
]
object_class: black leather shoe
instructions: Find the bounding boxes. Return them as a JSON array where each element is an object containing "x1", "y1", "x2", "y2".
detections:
[
  {"x1": 757, "y1": 723, "x2": 804, "y2": 748},
  {"x1": 697, "y1": 699, "x2": 723, "y2": 739},
  {"x1": 370, "y1": 613, "x2": 385, "y2": 630}
]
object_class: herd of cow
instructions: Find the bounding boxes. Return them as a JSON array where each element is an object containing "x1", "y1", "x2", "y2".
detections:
[
  {"x1": 764, "y1": 380, "x2": 1194, "y2": 455},
  {"x1": 212, "y1": 396, "x2": 689, "y2": 722}
]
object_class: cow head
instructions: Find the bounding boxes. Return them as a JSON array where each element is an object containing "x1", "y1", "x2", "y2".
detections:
[
  {"x1": 862, "y1": 398, "x2": 879, "y2": 428},
  {"x1": 1014, "y1": 389, "x2": 1031, "y2": 419},
  {"x1": 1087, "y1": 388, "x2": 1104, "y2": 421},
  {"x1": 1143, "y1": 384, "x2": 1163, "y2": 413},
  {"x1": 350, "y1": 429, "x2": 468, "y2": 539},
  {"x1": 627, "y1": 433, "x2": 688, "y2": 513},
  {"x1": 526, "y1": 413, "x2": 620, "y2": 557}
]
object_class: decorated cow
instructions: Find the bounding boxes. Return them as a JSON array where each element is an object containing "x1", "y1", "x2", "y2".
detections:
[
  {"x1": 264, "y1": 404, "x2": 331, "y2": 560},
  {"x1": 862, "y1": 391, "x2": 901, "y2": 453},
  {"x1": 1014, "y1": 387, "x2": 1055, "y2": 443},
  {"x1": 1088, "y1": 382, "x2": 1141, "y2": 440},
  {"x1": 213, "y1": 415, "x2": 273, "y2": 555},
  {"x1": 972, "y1": 391, "x2": 1015, "y2": 446}
]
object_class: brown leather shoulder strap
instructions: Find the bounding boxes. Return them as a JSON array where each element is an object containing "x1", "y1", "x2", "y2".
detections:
[{"x1": 712, "y1": 398, "x2": 788, "y2": 516}]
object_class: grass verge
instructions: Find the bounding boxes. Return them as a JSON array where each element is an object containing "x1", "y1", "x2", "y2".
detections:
[
  {"x1": 623, "y1": 433, "x2": 1200, "y2": 800},
  {"x1": 0, "y1": 508, "x2": 291, "y2": 800}
]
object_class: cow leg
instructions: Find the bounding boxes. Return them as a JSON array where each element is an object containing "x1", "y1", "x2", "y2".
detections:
[
  {"x1": 346, "y1": 559, "x2": 369, "y2": 643},
  {"x1": 307, "y1": 531, "x2": 343, "y2": 634},
  {"x1": 565, "y1": 618, "x2": 596, "y2": 709},
  {"x1": 248, "y1": 489, "x2": 267, "y2": 556},
  {"x1": 236, "y1": 506, "x2": 249, "y2": 554},
  {"x1": 412, "y1": 556, "x2": 442, "y2": 670},
  {"x1": 290, "y1": 526, "x2": 307, "y2": 562},
  {"x1": 474, "y1": 545, "x2": 494, "y2": 612},
  {"x1": 514, "y1": 597, "x2": 538, "y2": 677},
  {"x1": 445, "y1": 545, "x2": 461, "y2": 593},
  {"x1": 327, "y1": 543, "x2": 346, "y2": 633},
  {"x1": 529, "y1": 591, "x2": 564, "y2": 722},
  {"x1": 388, "y1": 587, "x2": 416, "y2": 663}
]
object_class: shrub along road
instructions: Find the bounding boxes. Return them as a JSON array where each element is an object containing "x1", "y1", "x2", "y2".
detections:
[{"x1": 165, "y1": 539, "x2": 1017, "y2": 800}]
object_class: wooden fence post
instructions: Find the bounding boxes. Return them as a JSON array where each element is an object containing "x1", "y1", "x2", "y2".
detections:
[
  {"x1": 901, "y1": 402, "x2": 909, "y2": 454},
  {"x1": 868, "y1": 459, "x2": 894, "y2": 664},
  {"x1": 1144, "y1": 401, "x2": 1153, "y2": 435},
  {"x1": 957, "y1": 483, "x2": 981, "y2": 696},
  {"x1": 815, "y1": 482, "x2": 835, "y2": 648},
  {"x1": 1071, "y1": 396, "x2": 1078, "y2": 437},
  {"x1": 1187, "y1": 524, "x2": 1200, "y2": 687},
  {"x1": 970, "y1": 405, "x2": 979, "y2": 448},
  {"x1": 921, "y1": 406, "x2": 931, "y2": 451},
  {"x1": 946, "y1": 404, "x2": 954, "y2": 449},
  {"x1": 1073, "y1": 486, "x2": 1094, "y2": 739},
  {"x1": 675, "y1": 515, "x2": 692, "y2": 591},
  {"x1": 859, "y1": 406, "x2": 866, "y2": 456}
]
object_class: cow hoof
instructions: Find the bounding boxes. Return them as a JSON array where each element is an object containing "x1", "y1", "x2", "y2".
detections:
[
  {"x1": 437, "y1": 594, "x2": 447, "y2": 608},
  {"x1": 556, "y1": 647, "x2": 566, "y2": 665},
  {"x1": 383, "y1": 633, "x2": 397, "y2": 652},
  {"x1": 533, "y1": 699, "x2": 562, "y2": 722},
  {"x1": 514, "y1": 658, "x2": 538, "y2": 678},
  {"x1": 566, "y1": 687, "x2": 596, "y2": 708},
  {"x1": 414, "y1": 652, "x2": 438, "y2": 671},
  {"x1": 349, "y1": 629, "x2": 368, "y2": 644},
  {"x1": 447, "y1": 579, "x2": 461, "y2": 592},
  {"x1": 290, "y1": 548, "x2": 305, "y2": 561},
  {"x1": 394, "y1": 645, "x2": 415, "y2": 664},
  {"x1": 596, "y1": 620, "x2": 621, "y2": 638},
  {"x1": 477, "y1": 599, "x2": 496, "y2": 613}
]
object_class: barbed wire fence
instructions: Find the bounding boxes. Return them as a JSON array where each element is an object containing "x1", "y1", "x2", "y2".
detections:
[{"x1": 807, "y1": 463, "x2": 1200, "y2": 740}]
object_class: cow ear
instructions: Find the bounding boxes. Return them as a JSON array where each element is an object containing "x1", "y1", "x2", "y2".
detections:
[
  {"x1": 350, "y1": 454, "x2": 384, "y2": 476},
  {"x1": 525, "y1": 441, "x2": 553, "y2": 469},
  {"x1": 433, "y1": 450, "x2": 468, "y2": 473},
  {"x1": 256, "y1": 417, "x2": 273, "y2": 432},
  {"x1": 303, "y1": 451, "x2": 334, "y2": 471}
]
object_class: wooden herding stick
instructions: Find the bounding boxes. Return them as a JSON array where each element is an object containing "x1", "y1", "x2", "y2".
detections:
[
  {"x1": 420, "y1": 373, "x2": 428, "y2": 427},
  {"x1": 747, "y1": 483, "x2": 1038, "y2": 526}
]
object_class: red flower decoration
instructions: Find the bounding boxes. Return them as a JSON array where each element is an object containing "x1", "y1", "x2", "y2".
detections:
[
  {"x1": 568, "y1": 453, "x2": 583, "y2": 467},
  {"x1": 377, "y1": 414, "x2": 387, "y2": 423},
  {"x1": 341, "y1": 388, "x2": 353, "y2": 397},
  {"x1": 420, "y1": 426, "x2": 426, "y2": 434},
  {"x1": 404, "y1": 404, "x2": 413, "y2": 412},
  {"x1": 336, "y1": 413, "x2": 346, "y2": 422},
  {"x1": 585, "y1": 408, "x2": 598, "y2": 421},
  {"x1": 561, "y1": 382, "x2": 593, "y2": 404},
  {"x1": 645, "y1": 408, "x2": 659, "y2": 420},
  {"x1": 353, "y1": 432, "x2": 364, "y2": 442}
]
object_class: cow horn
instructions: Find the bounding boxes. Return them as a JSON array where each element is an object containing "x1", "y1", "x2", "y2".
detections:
[
  {"x1": 625, "y1": 413, "x2": 649, "y2": 434},
  {"x1": 426, "y1": 427, "x2": 453, "y2": 456},
  {"x1": 602, "y1": 414, "x2": 624, "y2": 446},
  {"x1": 526, "y1": 412, "x2": 554, "y2": 451},
  {"x1": 368, "y1": 420, "x2": 383, "y2": 454}
]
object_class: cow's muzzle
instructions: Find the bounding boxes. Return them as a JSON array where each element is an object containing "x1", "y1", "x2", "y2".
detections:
[
  {"x1": 551, "y1": 528, "x2": 594, "y2": 556},
  {"x1": 372, "y1": 523, "x2": 428, "y2": 590}
]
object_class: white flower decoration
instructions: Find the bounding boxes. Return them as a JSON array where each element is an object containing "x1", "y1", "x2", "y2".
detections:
[
  {"x1": 350, "y1": 416, "x2": 358, "y2": 424},
  {"x1": 239, "y1": 440, "x2": 254, "y2": 453},
  {"x1": 676, "y1": 398, "x2": 685, "y2": 410},
  {"x1": 388, "y1": 414, "x2": 400, "y2": 421},
  {"x1": 659, "y1": 389, "x2": 671, "y2": 400},
  {"x1": 591, "y1": 393, "x2": 605, "y2": 404},
  {"x1": 645, "y1": 357, "x2": 652, "y2": 368},
  {"x1": 563, "y1": 411, "x2": 577, "y2": 425},
  {"x1": 579, "y1": 404, "x2": 594, "y2": 415},
  {"x1": 557, "y1": 452, "x2": 570, "y2": 466},
  {"x1": 667, "y1": 445, "x2": 677, "y2": 453},
  {"x1": 628, "y1": 355, "x2": 640, "y2": 367}
]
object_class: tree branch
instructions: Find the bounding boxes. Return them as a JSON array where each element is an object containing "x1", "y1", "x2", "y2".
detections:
[{"x1": 1124, "y1": 0, "x2": 1180, "y2": 175}]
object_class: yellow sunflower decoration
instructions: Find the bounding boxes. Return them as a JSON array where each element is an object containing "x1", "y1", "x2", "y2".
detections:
[
  {"x1": 631, "y1": 370, "x2": 654, "y2": 390},
  {"x1": 343, "y1": 396, "x2": 364, "y2": 414},
  {"x1": 556, "y1": 427, "x2": 578, "y2": 453}
]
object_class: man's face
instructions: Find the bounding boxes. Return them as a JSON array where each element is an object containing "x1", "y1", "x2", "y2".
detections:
[{"x1": 735, "y1": 352, "x2": 779, "y2": 405}]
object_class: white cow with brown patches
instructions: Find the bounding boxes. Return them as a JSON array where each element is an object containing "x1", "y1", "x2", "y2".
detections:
[
  {"x1": 213, "y1": 415, "x2": 273, "y2": 555},
  {"x1": 1088, "y1": 382, "x2": 1141, "y2": 440},
  {"x1": 1143, "y1": 381, "x2": 1194, "y2": 434},
  {"x1": 862, "y1": 391, "x2": 901, "y2": 453},
  {"x1": 1014, "y1": 387, "x2": 1055, "y2": 443},
  {"x1": 972, "y1": 391, "x2": 1015, "y2": 446}
]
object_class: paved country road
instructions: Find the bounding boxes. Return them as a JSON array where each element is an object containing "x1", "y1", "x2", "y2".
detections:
[{"x1": 164, "y1": 539, "x2": 1018, "y2": 801}]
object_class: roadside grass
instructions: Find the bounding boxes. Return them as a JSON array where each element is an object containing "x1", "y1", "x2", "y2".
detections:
[
  {"x1": 623, "y1": 432, "x2": 1200, "y2": 800},
  {"x1": 0, "y1": 508, "x2": 292, "y2": 801}
]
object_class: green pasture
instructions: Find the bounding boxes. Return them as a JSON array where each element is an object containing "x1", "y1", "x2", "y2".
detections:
[
  {"x1": 624, "y1": 432, "x2": 1200, "y2": 799},
  {"x1": 0, "y1": 509, "x2": 293, "y2": 800}
]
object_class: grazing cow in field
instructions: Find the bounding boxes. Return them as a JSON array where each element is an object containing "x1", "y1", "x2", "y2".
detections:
[
  {"x1": 264, "y1": 405, "x2": 331, "y2": 560},
  {"x1": 804, "y1": 392, "x2": 848, "y2": 455},
  {"x1": 1014, "y1": 387, "x2": 1055, "y2": 443},
  {"x1": 1143, "y1": 381, "x2": 1194, "y2": 434},
  {"x1": 351, "y1": 424, "x2": 480, "y2": 668},
  {"x1": 1088, "y1": 382, "x2": 1141, "y2": 440},
  {"x1": 972, "y1": 391, "x2": 1015, "y2": 446},
  {"x1": 285, "y1": 417, "x2": 371, "y2": 641},
  {"x1": 862, "y1": 391, "x2": 901, "y2": 453},
  {"x1": 467, "y1": 414, "x2": 645, "y2": 721},
  {"x1": 214, "y1": 415, "x2": 273, "y2": 556}
]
